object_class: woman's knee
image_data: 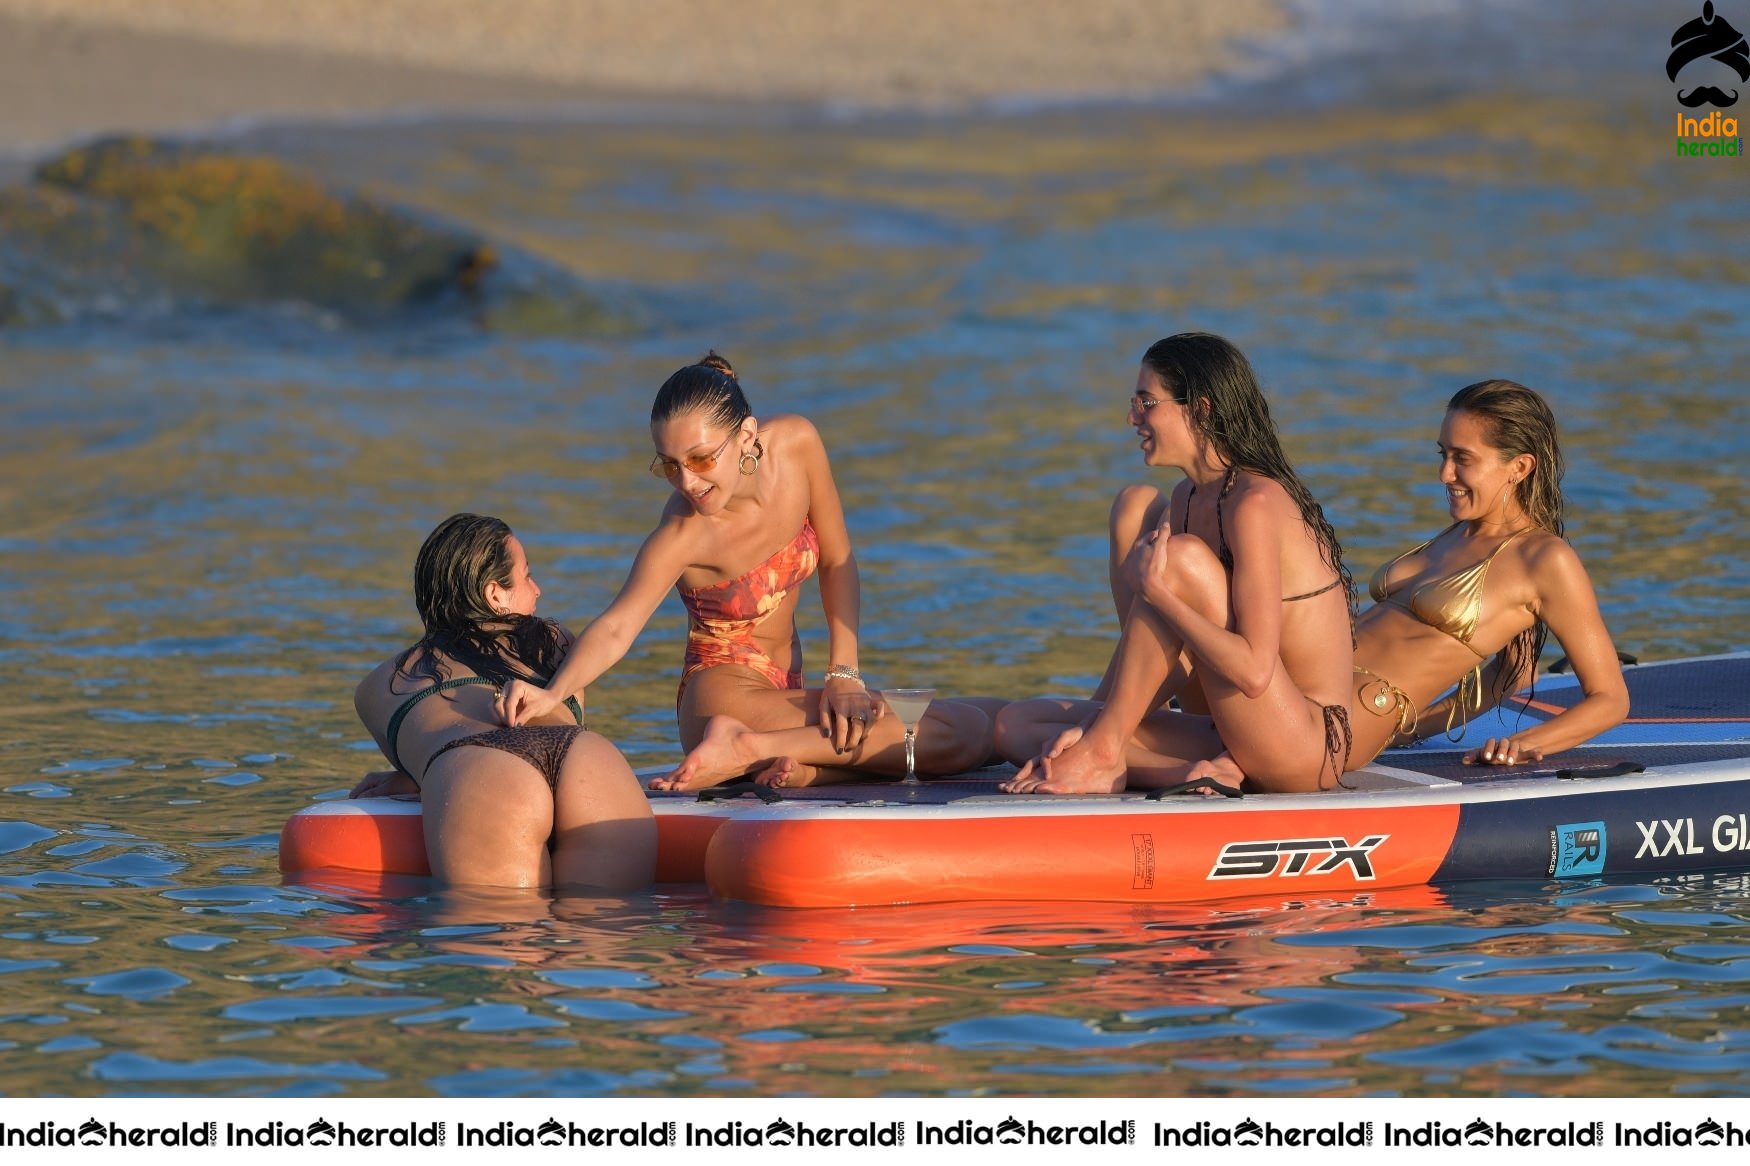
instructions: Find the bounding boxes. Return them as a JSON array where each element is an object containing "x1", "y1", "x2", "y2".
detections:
[
  {"x1": 1154, "y1": 534, "x2": 1229, "y2": 616},
  {"x1": 990, "y1": 701, "x2": 1029, "y2": 761},
  {"x1": 990, "y1": 699, "x2": 1061, "y2": 764},
  {"x1": 1109, "y1": 484, "x2": 1164, "y2": 553},
  {"x1": 912, "y1": 701, "x2": 987, "y2": 773}
]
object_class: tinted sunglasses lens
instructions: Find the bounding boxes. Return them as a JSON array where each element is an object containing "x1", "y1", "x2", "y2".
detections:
[{"x1": 652, "y1": 454, "x2": 714, "y2": 480}]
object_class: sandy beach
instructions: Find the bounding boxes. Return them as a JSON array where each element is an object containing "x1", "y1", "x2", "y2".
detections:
[{"x1": 0, "y1": 0, "x2": 1288, "y2": 156}]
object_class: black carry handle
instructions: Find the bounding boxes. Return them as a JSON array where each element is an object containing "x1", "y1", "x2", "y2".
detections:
[
  {"x1": 1146, "y1": 776, "x2": 1244, "y2": 800},
  {"x1": 1549, "y1": 650, "x2": 1638, "y2": 674},
  {"x1": 1557, "y1": 761, "x2": 1647, "y2": 780},
  {"x1": 697, "y1": 779, "x2": 782, "y2": 804}
]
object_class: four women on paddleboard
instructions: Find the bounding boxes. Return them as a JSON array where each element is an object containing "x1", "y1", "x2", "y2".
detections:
[{"x1": 354, "y1": 336, "x2": 1629, "y2": 885}]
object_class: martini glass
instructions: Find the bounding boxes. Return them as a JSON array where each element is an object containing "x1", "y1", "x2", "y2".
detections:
[{"x1": 882, "y1": 687, "x2": 937, "y2": 787}]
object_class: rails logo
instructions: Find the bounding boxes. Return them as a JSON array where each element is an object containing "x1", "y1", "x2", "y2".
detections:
[
  {"x1": 1550, "y1": 820, "x2": 1606, "y2": 877},
  {"x1": 1670, "y1": 2, "x2": 1745, "y2": 156},
  {"x1": 1208, "y1": 834, "x2": 1387, "y2": 880}
]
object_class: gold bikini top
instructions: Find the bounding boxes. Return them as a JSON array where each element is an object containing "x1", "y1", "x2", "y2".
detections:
[{"x1": 1368, "y1": 523, "x2": 1527, "y2": 657}]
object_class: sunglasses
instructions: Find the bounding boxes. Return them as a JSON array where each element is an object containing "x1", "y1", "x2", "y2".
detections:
[
  {"x1": 1129, "y1": 394, "x2": 1169, "y2": 413},
  {"x1": 650, "y1": 431, "x2": 736, "y2": 482}
]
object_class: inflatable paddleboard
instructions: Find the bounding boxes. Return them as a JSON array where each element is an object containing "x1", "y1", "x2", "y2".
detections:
[
  {"x1": 281, "y1": 654, "x2": 1750, "y2": 906},
  {"x1": 280, "y1": 783, "x2": 733, "y2": 886}
]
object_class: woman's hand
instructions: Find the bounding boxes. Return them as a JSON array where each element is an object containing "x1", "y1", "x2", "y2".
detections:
[
  {"x1": 497, "y1": 678, "x2": 563, "y2": 726},
  {"x1": 1119, "y1": 528, "x2": 1157, "y2": 599},
  {"x1": 1009, "y1": 718, "x2": 1089, "y2": 784},
  {"x1": 1127, "y1": 527, "x2": 1186, "y2": 611},
  {"x1": 1464, "y1": 736, "x2": 1545, "y2": 766},
  {"x1": 351, "y1": 769, "x2": 418, "y2": 798},
  {"x1": 1038, "y1": 721, "x2": 1085, "y2": 764},
  {"x1": 820, "y1": 675, "x2": 880, "y2": 754}
]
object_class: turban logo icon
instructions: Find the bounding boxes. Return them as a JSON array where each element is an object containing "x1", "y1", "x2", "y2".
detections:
[{"x1": 1669, "y1": 1, "x2": 1750, "y2": 108}]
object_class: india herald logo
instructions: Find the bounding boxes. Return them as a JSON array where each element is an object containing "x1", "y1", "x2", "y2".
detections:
[
  {"x1": 1670, "y1": 1, "x2": 1749, "y2": 108},
  {"x1": 1209, "y1": 835, "x2": 1388, "y2": 880}
]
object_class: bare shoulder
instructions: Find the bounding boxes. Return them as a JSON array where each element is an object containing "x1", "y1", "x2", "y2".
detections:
[
  {"x1": 357, "y1": 657, "x2": 399, "y2": 696},
  {"x1": 1227, "y1": 471, "x2": 1299, "y2": 525},
  {"x1": 1519, "y1": 530, "x2": 1593, "y2": 589},
  {"x1": 646, "y1": 504, "x2": 707, "y2": 565},
  {"x1": 762, "y1": 413, "x2": 823, "y2": 455},
  {"x1": 354, "y1": 656, "x2": 405, "y2": 717}
]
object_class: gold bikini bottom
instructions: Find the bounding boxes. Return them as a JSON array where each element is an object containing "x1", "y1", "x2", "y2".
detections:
[{"x1": 1353, "y1": 662, "x2": 1484, "y2": 762}]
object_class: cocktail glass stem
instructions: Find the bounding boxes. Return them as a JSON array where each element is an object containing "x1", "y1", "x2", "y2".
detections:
[{"x1": 883, "y1": 687, "x2": 936, "y2": 790}]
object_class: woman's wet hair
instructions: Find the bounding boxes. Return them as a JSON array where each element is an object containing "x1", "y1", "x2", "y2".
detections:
[
  {"x1": 397, "y1": 513, "x2": 569, "y2": 689},
  {"x1": 651, "y1": 350, "x2": 752, "y2": 430},
  {"x1": 1446, "y1": 378, "x2": 1568, "y2": 704},
  {"x1": 1141, "y1": 332, "x2": 1356, "y2": 629}
]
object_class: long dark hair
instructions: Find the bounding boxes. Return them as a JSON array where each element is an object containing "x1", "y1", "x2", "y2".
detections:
[
  {"x1": 394, "y1": 513, "x2": 569, "y2": 689},
  {"x1": 1446, "y1": 378, "x2": 1566, "y2": 704},
  {"x1": 1142, "y1": 333, "x2": 1356, "y2": 627},
  {"x1": 651, "y1": 350, "x2": 751, "y2": 429}
]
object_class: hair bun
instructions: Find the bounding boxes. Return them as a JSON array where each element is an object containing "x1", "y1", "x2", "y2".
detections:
[{"x1": 697, "y1": 350, "x2": 737, "y2": 380}]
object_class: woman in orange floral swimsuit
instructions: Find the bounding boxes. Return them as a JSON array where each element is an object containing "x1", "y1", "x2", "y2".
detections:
[{"x1": 498, "y1": 353, "x2": 995, "y2": 789}]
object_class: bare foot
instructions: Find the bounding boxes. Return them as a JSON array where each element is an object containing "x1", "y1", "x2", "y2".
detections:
[
  {"x1": 650, "y1": 715, "x2": 766, "y2": 791},
  {"x1": 1041, "y1": 723, "x2": 1084, "y2": 760},
  {"x1": 762, "y1": 762, "x2": 875, "y2": 789},
  {"x1": 1129, "y1": 751, "x2": 1246, "y2": 796},
  {"x1": 1000, "y1": 734, "x2": 1126, "y2": 795},
  {"x1": 753, "y1": 757, "x2": 803, "y2": 788},
  {"x1": 1192, "y1": 753, "x2": 1247, "y2": 796}
]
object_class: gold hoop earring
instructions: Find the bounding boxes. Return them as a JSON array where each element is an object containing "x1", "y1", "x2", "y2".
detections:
[{"x1": 738, "y1": 439, "x2": 764, "y2": 476}]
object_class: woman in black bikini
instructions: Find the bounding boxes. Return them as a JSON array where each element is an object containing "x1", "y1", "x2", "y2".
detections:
[
  {"x1": 997, "y1": 332, "x2": 1356, "y2": 795},
  {"x1": 351, "y1": 514, "x2": 655, "y2": 890}
]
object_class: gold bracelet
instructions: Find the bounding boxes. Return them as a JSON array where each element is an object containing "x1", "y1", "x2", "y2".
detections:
[{"x1": 823, "y1": 665, "x2": 865, "y2": 686}]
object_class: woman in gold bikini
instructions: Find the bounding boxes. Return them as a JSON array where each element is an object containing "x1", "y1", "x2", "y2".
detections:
[{"x1": 1349, "y1": 379, "x2": 1627, "y2": 768}]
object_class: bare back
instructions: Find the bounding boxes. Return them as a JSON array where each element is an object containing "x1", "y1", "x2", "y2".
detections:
[{"x1": 355, "y1": 651, "x2": 579, "y2": 780}]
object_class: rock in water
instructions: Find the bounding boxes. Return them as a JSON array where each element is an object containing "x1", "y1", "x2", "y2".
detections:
[{"x1": 0, "y1": 136, "x2": 618, "y2": 333}]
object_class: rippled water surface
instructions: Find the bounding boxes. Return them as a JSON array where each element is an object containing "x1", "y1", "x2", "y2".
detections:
[{"x1": 2, "y1": 61, "x2": 1748, "y2": 1095}]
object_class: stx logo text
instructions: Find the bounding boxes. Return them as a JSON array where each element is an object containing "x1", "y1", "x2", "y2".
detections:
[{"x1": 1209, "y1": 835, "x2": 1388, "y2": 880}]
